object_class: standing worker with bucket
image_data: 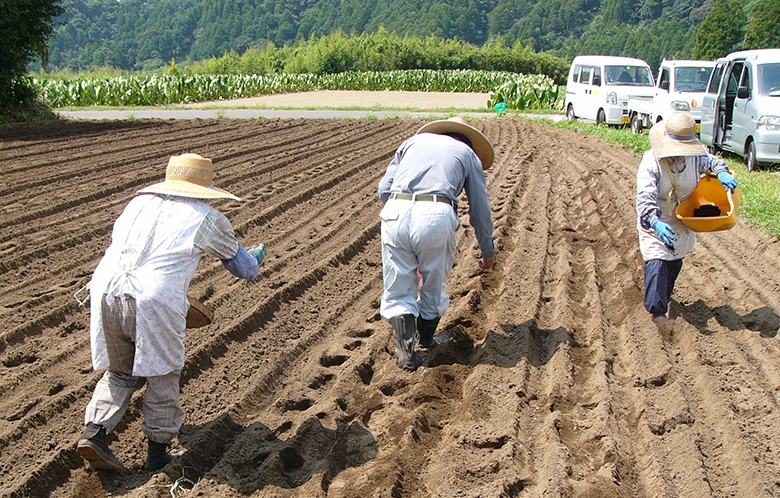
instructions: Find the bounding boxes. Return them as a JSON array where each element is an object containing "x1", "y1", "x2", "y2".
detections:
[
  {"x1": 636, "y1": 112, "x2": 738, "y2": 330},
  {"x1": 77, "y1": 153, "x2": 267, "y2": 473},
  {"x1": 378, "y1": 117, "x2": 496, "y2": 370}
]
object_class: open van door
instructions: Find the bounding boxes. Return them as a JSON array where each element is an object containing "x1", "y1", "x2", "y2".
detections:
[
  {"x1": 701, "y1": 59, "x2": 729, "y2": 148},
  {"x1": 731, "y1": 62, "x2": 753, "y2": 156}
]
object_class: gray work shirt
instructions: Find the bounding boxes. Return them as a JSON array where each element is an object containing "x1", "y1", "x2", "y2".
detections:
[{"x1": 378, "y1": 132, "x2": 495, "y2": 258}]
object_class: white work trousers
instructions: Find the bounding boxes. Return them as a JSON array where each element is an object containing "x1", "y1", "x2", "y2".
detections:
[{"x1": 380, "y1": 198, "x2": 459, "y2": 321}]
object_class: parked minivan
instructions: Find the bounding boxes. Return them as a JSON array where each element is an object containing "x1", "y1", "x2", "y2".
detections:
[
  {"x1": 700, "y1": 49, "x2": 780, "y2": 171},
  {"x1": 564, "y1": 55, "x2": 655, "y2": 125}
]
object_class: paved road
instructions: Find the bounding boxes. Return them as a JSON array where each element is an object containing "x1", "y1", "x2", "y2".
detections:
[
  {"x1": 56, "y1": 90, "x2": 564, "y2": 121},
  {"x1": 59, "y1": 108, "x2": 564, "y2": 121},
  {"x1": 57, "y1": 108, "x2": 499, "y2": 120}
]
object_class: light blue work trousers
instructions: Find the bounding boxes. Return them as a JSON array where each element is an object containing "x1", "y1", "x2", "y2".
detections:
[{"x1": 380, "y1": 198, "x2": 459, "y2": 321}]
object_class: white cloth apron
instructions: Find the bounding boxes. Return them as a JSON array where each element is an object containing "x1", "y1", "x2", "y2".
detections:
[
  {"x1": 637, "y1": 156, "x2": 699, "y2": 262},
  {"x1": 380, "y1": 198, "x2": 459, "y2": 320},
  {"x1": 90, "y1": 195, "x2": 210, "y2": 377}
]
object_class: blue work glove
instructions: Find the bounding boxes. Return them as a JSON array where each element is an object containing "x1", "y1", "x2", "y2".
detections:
[
  {"x1": 651, "y1": 220, "x2": 676, "y2": 249},
  {"x1": 717, "y1": 171, "x2": 738, "y2": 193},
  {"x1": 247, "y1": 243, "x2": 266, "y2": 265}
]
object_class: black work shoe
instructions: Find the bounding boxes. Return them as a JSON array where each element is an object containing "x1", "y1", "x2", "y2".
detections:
[
  {"x1": 144, "y1": 439, "x2": 175, "y2": 472},
  {"x1": 416, "y1": 316, "x2": 449, "y2": 349},
  {"x1": 390, "y1": 314, "x2": 422, "y2": 370},
  {"x1": 419, "y1": 333, "x2": 450, "y2": 350},
  {"x1": 77, "y1": 423, "x2": 128, "y2": 472}
]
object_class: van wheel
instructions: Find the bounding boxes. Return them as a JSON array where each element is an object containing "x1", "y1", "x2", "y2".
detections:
[
  {"x1": 746, "y1": 141, "x2": 759, "y2": 172},
  {"x1": 566, "y1": 104, "x2": 576, "y2": 121},
  {"x1": 630, "y1": 115, "x2": 643, "y2": 134},
  {"x1": 597, "y1": 109, "x2": 606, "y2": 125}
]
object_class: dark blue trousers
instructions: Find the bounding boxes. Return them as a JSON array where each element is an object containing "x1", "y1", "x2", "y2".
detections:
[{"x1": 644, "y1": 259, "x2": 683, "y2": 318}]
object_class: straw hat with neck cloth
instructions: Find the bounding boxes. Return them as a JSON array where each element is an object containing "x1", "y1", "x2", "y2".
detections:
[
  {"x1": 649, "y1": 112, "x2": 707, "y2": 159},
  {"x1": 138, "y1": 153, "x2": 241, "y2": 201},
  {"x1": 417, "y1": 116, "x2": 494, "y2": 169}
]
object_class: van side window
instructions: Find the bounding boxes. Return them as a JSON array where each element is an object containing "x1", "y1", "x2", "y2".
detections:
[
  {"x1": 659, "y1": 68, "x2": 670, "y2": 91},
  {"x1": 572, "y1": 65, "x2": 582, "y2": 83},
  {"x1": 593, "y1": 67, "x2": 602, "y2": 86},
  {"x1": 708, "y1": 64, "x2": 724, "y2": 93},
  {"x1": 727, "y1": 62, "x2": 743, "y2": 95},
  {"x1": 739, "y1": 65, "x2": 750, "y2": 91},
  {"x1": 581, "y1": 66, "x2": 592, "y2": 85}
]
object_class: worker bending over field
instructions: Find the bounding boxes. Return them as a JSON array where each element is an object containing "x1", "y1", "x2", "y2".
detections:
[
  {"x1": 636, "y1": 113, "x2": 738, "y2": 331},
  {"x1": 378, "y1": 117, "x2": 496, "y2": 370},
  {"x1": 78, "y1": 153, "x2": 266, "y2": 472}
]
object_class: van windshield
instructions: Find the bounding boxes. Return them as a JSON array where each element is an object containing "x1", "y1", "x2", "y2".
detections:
[
  {"x1": 674, "y1": 66, "x2": 713, "y2": 92},
  {"x1": 604, "y1": 65, "x2": 654, "y2": 86},
  {"x1": 758, "y1": 63, "x2": 780, "y2": 96}
]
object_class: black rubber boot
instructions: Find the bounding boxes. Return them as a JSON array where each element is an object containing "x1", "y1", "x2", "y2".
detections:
[
  {"x1": 77, "y1": 423, "x2": 128, "y2": 472},
  {"x1": 416, "y1": 316, "x2": 443, "y2": 349},
  {"x1": 389, "y1": 314, "x2": 422, "y2": 370},
  {"x1": 144, "y1": 439, "x2": 173, "y2": 472}
]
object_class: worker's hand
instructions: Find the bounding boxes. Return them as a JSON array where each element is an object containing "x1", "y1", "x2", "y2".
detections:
[
  {"x1": 247, "y1": 243, "x2": 267, "y2": 265},
  {"x1": 479, "y1": 256, "x2": 495, "y2": 270},
  {"x1": 717, "y1": 171, "x2": 738, "y2": 193},
  {"x1": 651, "y1": 220, "x2": 676, "y2": 249}
]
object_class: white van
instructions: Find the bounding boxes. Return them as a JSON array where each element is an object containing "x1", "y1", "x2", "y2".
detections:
[
  {"x1": 700, "y1": 49, "x2": 780, "y2": 171},
  {"x1": 627, "y1": 59, "x2": 715, "y2": 133},
  {"x1": 565, "y1": 55, "x2": 655, "y2": 125}
]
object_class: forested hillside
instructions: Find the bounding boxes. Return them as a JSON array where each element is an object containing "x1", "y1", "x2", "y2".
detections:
[{"x1": 45, "y1": 0, "x2": 761, "y2": 74}]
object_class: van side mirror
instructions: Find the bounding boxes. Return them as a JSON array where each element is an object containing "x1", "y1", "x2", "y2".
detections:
[
  {"x1": 593, "y1": 76, "x2": 601, "y2": 86},
  {"x1": 660, "y1": 81, "x2": 669, "y2": 91},
  {"x1": 737, "y1": 86, "x2": 750, "y2": 99}
]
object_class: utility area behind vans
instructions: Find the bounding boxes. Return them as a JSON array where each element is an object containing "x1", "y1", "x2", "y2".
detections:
[
  {"x1": 700, "y1": 49, "x2": 780, "y2": 171},
  {"x1": 565, "y1": 55, "x2": 655, "y2": 125}
]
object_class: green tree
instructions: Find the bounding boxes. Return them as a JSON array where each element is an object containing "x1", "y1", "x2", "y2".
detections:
[
  {"x1": 0, "y1": 0, "x2": 65, "y2": 106},
  {"x1": 692, "y1": 0, "x2": 746, "y2": 60},
  {"x1": 743, "y1": 0, "x2": 780, "y2": 50},
  {"x1": 603, "y1": 0, "x2": 637, "y2": 24}
]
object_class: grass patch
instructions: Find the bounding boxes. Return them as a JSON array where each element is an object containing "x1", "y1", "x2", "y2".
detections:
[
  {"x1": 725, "y1": 158, "x2": 780, "y2": 238},
  {"x1": 538, "y1": 118, "x2": 780, "y2": 239}
]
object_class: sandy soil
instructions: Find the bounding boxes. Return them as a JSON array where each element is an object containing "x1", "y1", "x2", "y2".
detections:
[
  {"x1": 179, "y1": 90, "x2": 493, "y2": 110},
  {"x1": 2, "y1": 116, "x2": 780, "y2": 498}
]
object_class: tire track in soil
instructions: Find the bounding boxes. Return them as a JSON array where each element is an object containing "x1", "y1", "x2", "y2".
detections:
[{"x1": 1, "y1": 118, "x2": 780, "y2": 498}]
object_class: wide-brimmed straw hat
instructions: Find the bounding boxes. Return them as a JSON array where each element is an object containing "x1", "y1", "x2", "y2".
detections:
[
  {"x1": 417, "y1": 117, "x2": 494, "y2": 169},
  {"x1": 649, "y1": 112, "x2": 707, "y2": 158},
  {"x1": 138, "y1": 153, "x2": 241, "y2": 201}
]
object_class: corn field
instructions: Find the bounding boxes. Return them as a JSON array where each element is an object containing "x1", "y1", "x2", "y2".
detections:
[
  {"x1": 487, "y1": 75, "x2": 562, "y2": 111},
  {"x1": 33, "y1": 70, "x2": 559, "y2": 109}
]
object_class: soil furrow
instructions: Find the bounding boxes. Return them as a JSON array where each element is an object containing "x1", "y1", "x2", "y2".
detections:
[{"x1": 2, "y1": 117, "x2": 779, "y2": 498}]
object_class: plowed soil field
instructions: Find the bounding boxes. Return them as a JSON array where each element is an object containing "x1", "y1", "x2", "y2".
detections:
[{"x1": 2, "y1": 117, "x2": 780, "y2": 498}]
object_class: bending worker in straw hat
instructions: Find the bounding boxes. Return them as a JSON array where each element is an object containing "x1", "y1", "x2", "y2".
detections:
[
  {"x1": 78, "y1": 153, "x2": 266, "y2": 473},
  {"x1": 636, "y1": 113, "x2": 737, "y2": 329},
  {"x1": 379, "y1": 117, "x2": 495, "y2": 370}
]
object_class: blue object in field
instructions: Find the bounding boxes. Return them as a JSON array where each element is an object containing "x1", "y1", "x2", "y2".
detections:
[{"x1": 494, "y1": 102, "x2": 507, "y2": 113}]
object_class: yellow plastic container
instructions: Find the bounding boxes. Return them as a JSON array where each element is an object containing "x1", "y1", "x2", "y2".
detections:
[{"x1": 675, "y1": 173, "x2": 741, "y2": 232}]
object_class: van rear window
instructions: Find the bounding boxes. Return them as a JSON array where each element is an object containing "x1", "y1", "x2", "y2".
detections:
[{"x1": 604, "y1": 65, "x2": 653, "y2": 86}]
